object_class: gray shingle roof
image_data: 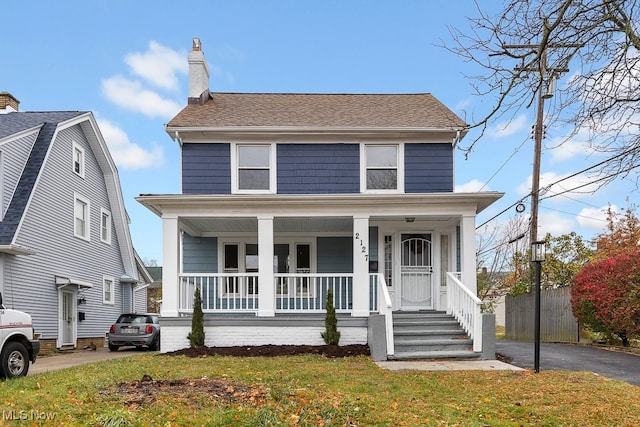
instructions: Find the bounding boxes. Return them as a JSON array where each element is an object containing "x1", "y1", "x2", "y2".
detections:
[
  {"x1": 0, "y1": 111, "x2": 83, "y2": 139},
  {"x1": 167, "y1": 93, "x2": 467, "y2": 129},
  {"x1": 0, "y1": 111, "x2": 85, "y2": 245}
]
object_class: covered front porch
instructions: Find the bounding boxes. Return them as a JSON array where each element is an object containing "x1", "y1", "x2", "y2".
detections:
[{"x1": 136, "y1": 193, "x2": 502, "y2": 356}]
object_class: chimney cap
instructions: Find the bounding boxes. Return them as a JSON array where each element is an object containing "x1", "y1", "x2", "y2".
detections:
[{"x1": 192, "y1": 38, "x2": 201, "y2": 51}]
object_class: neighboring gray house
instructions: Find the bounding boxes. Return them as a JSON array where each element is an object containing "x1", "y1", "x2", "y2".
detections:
[
  {"x1": 137, "y1": 40, "x2": 503, "y2": 359},
  {"x1": 0, "y1": 92, "x2": 151, "y2": 350}
]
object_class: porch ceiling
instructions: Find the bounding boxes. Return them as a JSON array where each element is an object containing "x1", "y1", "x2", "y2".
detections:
[
  {"x1": 182, "y1": 217, "x2": 354, "y2": 234},
  {"x1": 180, "y1": 215, "x2": 458, "y2": 236}
]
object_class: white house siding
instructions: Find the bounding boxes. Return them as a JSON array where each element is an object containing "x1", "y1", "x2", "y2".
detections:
[
  {"x1": 1, "y1": 132, "x2": 37, "y2": 218},
  {"x1": 8, "y1": 124, "x2": 127, "y2": 341}
]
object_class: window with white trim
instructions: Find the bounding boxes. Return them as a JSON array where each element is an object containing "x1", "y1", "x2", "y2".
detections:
[
  {"x1": 103, "y1": 276, "x2": 114, "y2": 305},
  {"x1": 74, "y1": 194, "x2": 90, "y2": 241},
  {"x1": 72, "y1": 142, "x2": 85, "y2": 178},
  {"x1": 362, "y1": 144, "x2": 403, "y2": 192},
  {"x1": 100, "y1": 208, "x2": 112, "y2": 244},
  {"x1": 233, "y1": 144, "x2": 275, "y2": 193}
]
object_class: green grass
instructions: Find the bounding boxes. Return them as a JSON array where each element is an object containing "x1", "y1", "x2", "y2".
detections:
[{"x1": 1, "y1": 353, "x2": 638, "y2": 426}]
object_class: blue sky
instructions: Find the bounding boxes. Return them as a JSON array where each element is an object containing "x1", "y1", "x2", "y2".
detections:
[{"x1": 2, "y1": 1, "x2": 633, "y2": 263}]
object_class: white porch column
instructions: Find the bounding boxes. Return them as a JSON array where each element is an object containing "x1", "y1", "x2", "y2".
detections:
[
  {"x1": 460, "y1": 214, "x2": 478, "y2": 294},
  {"x1": 352, "y1": 215, "x2": 370, "y2": 317},
  {"x1": 257, "y1": 216, "x2": 275, "y2": 317},
  {"x1": 161, "y1": 214, "x2": 180, "y2": 317}
]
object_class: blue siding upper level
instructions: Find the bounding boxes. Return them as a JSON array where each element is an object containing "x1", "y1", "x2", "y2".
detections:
[
  {"x1": 277, "y1": 144, "x2": 359, "y2": 194},
  {"x1": 182, "y1": 143, "x2": 231, "y2": 194},
  {"x1": 181, "y1": 142, "x2": 453, "y2": 195},
  {"x1": 405, "y1": 143, "x2": 453, "y2": 193}
]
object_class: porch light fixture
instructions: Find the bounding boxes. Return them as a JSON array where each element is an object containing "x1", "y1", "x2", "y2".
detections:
[
  {"x1": 404, "y1": 217, "x2": 415, "y2": 223},
  {"x1": 77, "y1": 297, "x2": 87, "y2": 305},
  {"x1": 531, "y1": 240, "x2": 546, "y2": 373}
]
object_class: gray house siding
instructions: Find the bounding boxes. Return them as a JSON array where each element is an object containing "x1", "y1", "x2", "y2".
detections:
[
  {"x1": 183, "y1": 235, "x2": 217, "y2": 273},
  {"x1": 405, "y1": 143, "x2": 453, "y2": 193},
  {"x1": 277, "y1": 144, "x2": 359, "y2": 194},
  {"x1": 134, "y1": 287, "x2": 148, "y2": 313},
  {"x1": 9, "y1": 124, "x2": 128, "y2": 340},
  {"x1": 182, "y1": 143, "x2": 231, "y2": 194},
  {"x1": 1, "y1": 132, "x2": 37, "y2": 218}
]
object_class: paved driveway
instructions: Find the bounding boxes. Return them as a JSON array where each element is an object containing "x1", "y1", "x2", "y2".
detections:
[
  {"x1": 28, "y1": 347, "x2": 143, "y2": 376},
  {"x1": 496, "y1": 340, "x2": 640, "y2": 386}
]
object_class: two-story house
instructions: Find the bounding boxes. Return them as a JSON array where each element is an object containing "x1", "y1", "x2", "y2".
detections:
[
  {"x1": 0, "y1": 92, "x2": 152, "y2": 351},
  {"x1": 137, "y1": 39, "x2": 503, "y2": 360}
]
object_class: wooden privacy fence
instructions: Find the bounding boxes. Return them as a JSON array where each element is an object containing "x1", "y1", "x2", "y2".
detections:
[{"x1": 505, "y1": 286, "x2": 579, "y2": 343}]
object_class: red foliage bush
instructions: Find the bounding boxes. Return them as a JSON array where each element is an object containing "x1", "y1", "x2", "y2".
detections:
[{"x1": 571, "y1": 251, "x2": 640, "y2": 346}]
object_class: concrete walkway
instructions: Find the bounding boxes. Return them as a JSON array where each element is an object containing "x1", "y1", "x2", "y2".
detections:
[
  {"x1": 29, "y1": 347, "x2": 143, "y2": 376},
  {"x1": 376, "y1": 359, "x2": 523, "y2": 371}
]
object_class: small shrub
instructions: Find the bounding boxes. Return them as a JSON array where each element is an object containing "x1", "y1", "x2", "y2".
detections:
[
  {"x1": 321, "y1": 289, "x2": 340, "y2": 345},
  {"x1": 188, "y1": 287, "x2": 205, "y2": 348}
]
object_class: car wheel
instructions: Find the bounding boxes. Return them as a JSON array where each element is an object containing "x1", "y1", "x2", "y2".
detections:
[
  {"x1": 150, "y1": 337, "x2": 160, "y2": 351},
  {"x1": 1, "y1": 341, "x2": 29, "y2": 378},
  {"x1": 108, "y1": 343, "x2": 119, "y2": 352}
]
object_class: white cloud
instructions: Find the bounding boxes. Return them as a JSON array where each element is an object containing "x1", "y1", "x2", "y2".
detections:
[
  {"x1": 97, "y1": 118, "x2": 164, "y2": 170},
  {"x1": 125, "y1": 41, "x2": 188, "y2": 91},
  {"x1": 455, "y1": 179, "x2": 489, "y2": 192},
  {"x1": 487, "y1": 114, "x2": 528, "y2": 138},
  {"x1": 517, "y1": 171, "x2": 600, "y2": 201},
  {"x1": 576, "y1": 205, "x2": 614, "y2": 231},
  {"x1": 102, "y1": 75, "x2": 183, "y2": 119},
  {"x1": 538, "y1": 212, "x2": 575, "y2": 237}
]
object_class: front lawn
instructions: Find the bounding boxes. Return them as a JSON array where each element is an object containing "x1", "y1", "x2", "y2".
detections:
[{"x1": 1, "y1": 353, "x2": 638, "y2": 426}]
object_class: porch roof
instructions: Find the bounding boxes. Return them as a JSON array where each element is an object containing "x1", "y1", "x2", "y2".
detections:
[{"x1": 136, "y1": 192, "x2": 503, "y2": 220}]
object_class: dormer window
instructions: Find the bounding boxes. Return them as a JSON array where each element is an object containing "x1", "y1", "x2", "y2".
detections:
[
  {"x1": 362, "y1": 144, "x2": 403, "y2": 192},
  {"x1": 232, "y1": 144, "x2": 275, "y2": 193},
  {"x1": 72, "y1": 142, "x2": 85, "y2": 178}
]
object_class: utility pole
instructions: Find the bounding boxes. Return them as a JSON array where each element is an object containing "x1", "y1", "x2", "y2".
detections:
[
  {"x1": 504, "y1": 40, "x2": 576, "y2": 373},
  {"x1": 530, "y1": 48, "x2": 547, "y2": 246}
]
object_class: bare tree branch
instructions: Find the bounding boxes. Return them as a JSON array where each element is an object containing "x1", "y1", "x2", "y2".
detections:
[{"x1": 443, "y1": 0, "x2": 640, "y2": 183}]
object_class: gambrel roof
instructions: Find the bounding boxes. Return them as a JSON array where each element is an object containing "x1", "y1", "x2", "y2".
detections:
[
  {"x1": 167, "y1": 92, "x2": 467, "y2": 130},
  {"x1": 0, "y1": 112, "x2": 84, "y2": 251},
  {"x1": 0, "y1": 111, "x2": 139, "y2": 279}
]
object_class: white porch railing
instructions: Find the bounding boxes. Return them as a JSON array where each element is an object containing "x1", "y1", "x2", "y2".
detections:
[
  {"x1": 178, "y1": 273, "x2": 354, "y2": 314},
  {"x1": 370, "y1": 273, "x2": 394, "y2": 356},
  {"x1": 274, "y1": 273, "x2": 353, "y2": 312},
  {"x1": 446, "y1": 272, "x2": 482, "y2": 352},
  {"x1": 179, "y1": 274, "x2": 259, "y2": 313}
]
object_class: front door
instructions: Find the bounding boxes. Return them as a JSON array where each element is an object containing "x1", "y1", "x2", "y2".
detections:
[
  {"x1": 400, "y1": 234, "x2": 433, "y2": 310},
  {"x1": 59, "y1": 290, "x2": 76, "y2": 347}
]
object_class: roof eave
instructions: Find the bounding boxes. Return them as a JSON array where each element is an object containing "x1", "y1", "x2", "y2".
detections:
[
  {"x1": 166, "y1": 125, "x2": 468, "y2": 144},
  {"x1": 0, "y1": 244, "x2": 36, "y2": 255}
]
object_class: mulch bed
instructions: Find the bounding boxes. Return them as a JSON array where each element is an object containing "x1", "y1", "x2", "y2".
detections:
[
  {"x1": 105, "y1": 375, "x2": 267, "y2": 407},
  {"x1": 165, "y1": 344, "x2": 370, "y2": 358}
]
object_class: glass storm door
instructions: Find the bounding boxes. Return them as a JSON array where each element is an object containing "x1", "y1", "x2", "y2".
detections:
[
  {"x1": 400, "y1": 234, "x2": 433, "y2": 309},
  {"x1": 61, "y1": 290, "x2": 76, "y2": 346}
]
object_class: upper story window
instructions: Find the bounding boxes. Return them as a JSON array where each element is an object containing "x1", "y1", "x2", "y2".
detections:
[
  {"x1": 74, "y1": 193, "x2": 90, "y2": 241},
  {"x1": 100, "y1": 208, "x2": 112, "y2": 244},
  {"x1": 362, "y1": 144, "x2": 403, "y2": 192},
  {"x1": 72, "y1": 142, "x2": 85, "y2": 178},
  {"x1": 232, "y1": 144, "x2": 275, "y2": 193}
]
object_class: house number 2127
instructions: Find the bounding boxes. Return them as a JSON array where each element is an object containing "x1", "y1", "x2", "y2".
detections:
[{"x1": 354, "y1": 233, "x2": 368, "y2": 262}]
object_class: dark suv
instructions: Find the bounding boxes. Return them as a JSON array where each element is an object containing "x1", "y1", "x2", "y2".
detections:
[{"x1": 108, "y1": 313, "x2": 160, "y2": 351}]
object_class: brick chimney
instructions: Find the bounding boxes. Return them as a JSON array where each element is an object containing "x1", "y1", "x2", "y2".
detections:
[
  {"x1": 188, "y1": 38, "x2": 210, "y2": 105},
  {"x1": 0, "y1": 92, "x2": 19, "y2": 113}
]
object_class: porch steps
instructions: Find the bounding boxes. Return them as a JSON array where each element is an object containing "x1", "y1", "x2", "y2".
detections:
[{"x1": 389, "y1": 311, "x2": 479, "y2": 361}]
